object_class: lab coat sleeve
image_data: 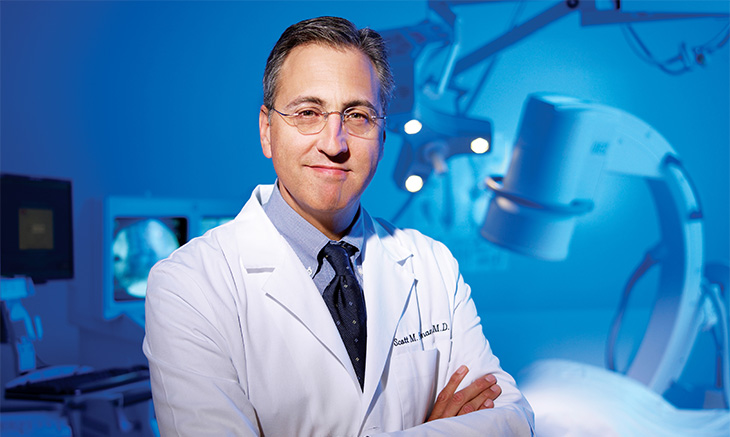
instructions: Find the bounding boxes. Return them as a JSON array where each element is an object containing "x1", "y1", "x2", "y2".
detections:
[
  {"x1": 143, "y1": 259, "x2": 260, "y2": 437},
  {"x1": 376, "y1": 236, "x2": 534, "y2": 436}
]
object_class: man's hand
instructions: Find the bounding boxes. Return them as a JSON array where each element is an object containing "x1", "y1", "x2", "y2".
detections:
[{"x1": 426, "y1": 365, "x2": 502, "y2": 421}]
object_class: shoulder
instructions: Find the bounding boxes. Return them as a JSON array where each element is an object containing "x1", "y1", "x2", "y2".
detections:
[
  {"x1": 149, "y1": 218, "x2": 236, "y2": 290},
  {"x1": 365, "y1": 214, "x2": 464, "y2": 308},
  {"x1": 370, "y1": 214, "x2": 451, "y2": 253},
  {"x1": 367, "y1": 213, "x2": 458, "y2": 270},
  {"x1": 155, "y1": 185, "x2": 275, "y2": 272},
  {"x1": 145, "y1": 211, "x2": 265, "y2": 324},
  {"x1": 148, "y1": 189, "x2": 268, "y2": 290}
]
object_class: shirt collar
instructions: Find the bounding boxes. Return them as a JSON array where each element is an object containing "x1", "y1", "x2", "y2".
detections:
[{"x1": 263, "y1": 182, "x2": 364, "y2": 277}]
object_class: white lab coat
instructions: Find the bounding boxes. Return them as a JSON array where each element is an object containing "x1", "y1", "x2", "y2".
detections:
[{"x1": 143, "y1": 185, "x2": 534, "y2": 436}]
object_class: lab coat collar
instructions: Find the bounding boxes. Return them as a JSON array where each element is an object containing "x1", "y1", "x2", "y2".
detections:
[{"x1": 236, "y1": 185, "x2": 416, "y2": 415}]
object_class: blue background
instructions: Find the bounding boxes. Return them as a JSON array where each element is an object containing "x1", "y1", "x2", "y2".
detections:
[{"x1": 1, "y1": 0, "x2": 728, "y2": 413}]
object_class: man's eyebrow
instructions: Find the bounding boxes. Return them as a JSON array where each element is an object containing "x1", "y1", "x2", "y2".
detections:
[
  {"x1": 284, "y1": 96, "x2": 325, "y2": 110},
  {"x1": 342, "y1": 99, "x2": 377, "y2": 113},
  {"x1": 284, "y1": 97, "x2": 379, "y2": 113}
]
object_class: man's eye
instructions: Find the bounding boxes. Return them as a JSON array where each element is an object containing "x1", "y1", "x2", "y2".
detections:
[
  {"x1": 345, "y1": 109, "x2": 371, "y2": 121},
  {"x1": 296, "y1": 110, "x2": 320, "y2": 118}
]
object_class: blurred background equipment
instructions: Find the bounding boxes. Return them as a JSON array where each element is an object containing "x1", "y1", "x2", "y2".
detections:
[
  {"x1": 384, "y1": 0, "x2": 728, "y2": 195},
  {"x1": 381, "y1": 1, "x2": 729, "y2": 434},
  {"x1": 480, "y1": 95, "x2": 728, "y2": 434},
  {"x1": 1, "y1": 178, "x2": 155, "y2": 437}
]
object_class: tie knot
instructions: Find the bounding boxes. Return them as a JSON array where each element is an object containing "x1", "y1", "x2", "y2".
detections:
[{"x1": 322, "y1": 242, "x2": 356, "y2": 276}]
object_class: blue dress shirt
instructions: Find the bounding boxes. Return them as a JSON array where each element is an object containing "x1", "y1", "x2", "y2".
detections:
[{"x1": 262, "y1": 182, "x2": 364, "y2": 294}]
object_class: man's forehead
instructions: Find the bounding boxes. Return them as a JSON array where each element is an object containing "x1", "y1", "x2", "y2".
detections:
[{"x1": 275, "y1": 43, "x2": 382, "y2": 109}]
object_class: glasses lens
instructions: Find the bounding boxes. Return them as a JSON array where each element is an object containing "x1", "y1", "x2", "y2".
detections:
[
  {"x1": 293, "y1": 110, "x2": 325, "y2": 134},
  {"x1": 281, "y1": 108, "x2": 380, "y2": 136},
  {"x1": 344, "y1": 107, "x2": 377, "y2": 136}
]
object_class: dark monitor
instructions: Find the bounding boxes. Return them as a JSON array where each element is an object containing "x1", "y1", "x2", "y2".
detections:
[{"x1": 1, "y1": 174, "x2": 74, "y2": 282}]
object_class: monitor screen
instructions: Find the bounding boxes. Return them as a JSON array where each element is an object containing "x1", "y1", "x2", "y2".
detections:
[
  {"x1": 112, "y1": 217, "x2": 187, "y2": 301},
  {"x1": 99, "y1": 196, "x2": 240, "y2": 325},
  {"x1": 1, "y1": 174, "x2": 74, "y2": 282}
]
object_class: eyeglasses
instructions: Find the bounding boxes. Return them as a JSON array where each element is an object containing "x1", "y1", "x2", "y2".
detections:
[{"x1": 269, "y1": 106, "x2": 386, "y2": 138}]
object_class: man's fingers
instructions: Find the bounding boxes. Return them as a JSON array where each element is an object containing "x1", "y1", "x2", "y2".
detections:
[
  {"x1": 445, "y1": 374, "x2": 496, "y2": 417},
  {"x1": 459, "y1": 380, "x2": 502, "y2": 415},
  {"x1": 428, "y1": 368, "x2": 504, "y2": 421},
  {"x1": 427, "y1": 365, "x2": 469, "y2": 421},
  {"x1": 480, "y1": 383, "x2": 501, "y2": 409}
]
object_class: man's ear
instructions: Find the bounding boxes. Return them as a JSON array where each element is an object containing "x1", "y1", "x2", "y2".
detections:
[{"x1": 259, "y1": 105, "x2": 273, "y2": 158}]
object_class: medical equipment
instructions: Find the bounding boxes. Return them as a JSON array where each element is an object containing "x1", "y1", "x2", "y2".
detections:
[
  {"x1": 384, "y1": 0, "x2": 729, "y2": 193},
  {"x1": 1, "y1": 276, "x2": 156, "y2": 437},
  {"x1": 0, "y1": 174, "x2": 74, "y2": 282},
  {"x1": 383, "y1": 0, "x2": 729, "y2": 405},
  {"x1": 1, "y1": 277, "x2": 43, "y2": 373},
  {"x1": 67, "y1": 196, "x2": 240, "y2": 329},
  {"x1": 481, "y1": 93, "x2": 729, "y2": 406}
]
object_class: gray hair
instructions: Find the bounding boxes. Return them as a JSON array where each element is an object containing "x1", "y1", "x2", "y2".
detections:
[{"x1": 263, "y1": 16, "x2": 394, "y2": 113}]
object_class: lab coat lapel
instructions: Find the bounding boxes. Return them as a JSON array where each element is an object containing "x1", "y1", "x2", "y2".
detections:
[
  {"x1": 360, "y1": 215, "x2": 415, "y2": 405},
  {"x1": 262, "y1": 258, "x2": 354, "y2": 374},
  {"x1": 235, "y1": 187, "x2": 355, "y2": 382}
]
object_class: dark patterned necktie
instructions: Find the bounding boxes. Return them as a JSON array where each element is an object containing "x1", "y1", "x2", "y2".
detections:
[{"x1": 321, "y1": 242, "x2": 367, "y2": 389}]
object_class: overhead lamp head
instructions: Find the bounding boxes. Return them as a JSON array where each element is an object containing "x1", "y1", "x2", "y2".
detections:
[{"x1": 392, "y1": 108, "x2": 493, "y2": 192}]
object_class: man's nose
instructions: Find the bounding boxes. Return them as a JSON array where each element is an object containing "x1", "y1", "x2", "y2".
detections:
[{"x1": 317, "y1": 112, "x2": 348, "y2": 157}]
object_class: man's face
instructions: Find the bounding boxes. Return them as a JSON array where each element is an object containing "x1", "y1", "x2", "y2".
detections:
[{"x1": 259, "y1": 44, "x2": 384, "y2": 233}]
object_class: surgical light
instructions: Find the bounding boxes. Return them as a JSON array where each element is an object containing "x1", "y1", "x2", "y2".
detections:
[
  {"x1": 471, "y1": 137, "x2": 490, "y2": 154},
  {"x1": 404, "y1": 175, "x2": 424, "y2": 193},
  {"x1": 391, "y1": 107, "x2": 493, "y2": 193},
  {"x1": 404, "y1": 119, "x2": 422, "y2": 135}
]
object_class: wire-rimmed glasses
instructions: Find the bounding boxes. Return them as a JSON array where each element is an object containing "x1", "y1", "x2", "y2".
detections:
[{"x1": 269, "y1": 106, "x2": 386, "y2": 139}]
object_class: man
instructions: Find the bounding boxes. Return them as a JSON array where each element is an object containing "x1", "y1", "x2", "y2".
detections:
[{"x1": 143, "y1": 16, "x2": 534, "y2": 436}]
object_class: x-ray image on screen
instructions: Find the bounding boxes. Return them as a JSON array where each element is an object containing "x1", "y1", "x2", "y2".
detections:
[{"x1": 112, "y1": 217, "x2": 187, "y2": 301}]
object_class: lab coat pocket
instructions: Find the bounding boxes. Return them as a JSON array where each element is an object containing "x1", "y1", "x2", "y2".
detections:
[{"x1": 391, "y1": 347, "x2": 439, "y2": 428}]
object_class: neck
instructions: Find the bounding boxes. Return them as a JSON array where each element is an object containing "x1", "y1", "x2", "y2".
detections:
[
  {"x1": 314, "y1": 209, "x2": 358, "y2": 241},
  {"x1": 305, "y1": 207, "x2": 359, "y2": 241},
  {"x1": 278, "y1": 183, "x2": 359, "y2": 241}
]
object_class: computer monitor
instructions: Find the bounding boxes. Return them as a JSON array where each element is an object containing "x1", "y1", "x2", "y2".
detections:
[
  {"x1": 1, "y1": 174, "x2": 74, "y2": 282},
  {"x1": 112, "y1": 217, "x2": 188, "y2": 301},
  {"x1": 101, "y1": 196, "x2": 241, "y2": 326}
]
